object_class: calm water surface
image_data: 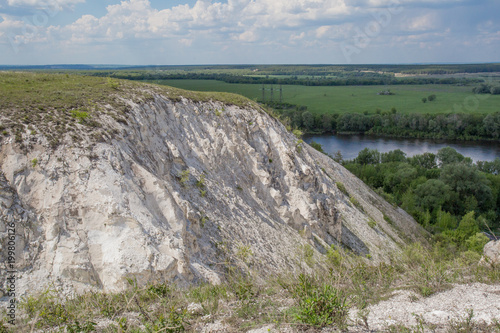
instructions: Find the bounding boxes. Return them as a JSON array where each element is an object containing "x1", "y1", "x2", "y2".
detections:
[{"x1": 303, "y1": 134, "x2": 500, "y2": 162}]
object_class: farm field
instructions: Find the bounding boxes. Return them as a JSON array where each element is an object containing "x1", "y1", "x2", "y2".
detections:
[{"x1": 147, "y1": 79, "x2": 500, "y2": 115}]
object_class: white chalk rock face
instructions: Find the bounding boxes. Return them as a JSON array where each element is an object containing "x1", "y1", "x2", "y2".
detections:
[
  {"x1": 483, "y1": 240, "x2": 500, "y2": 266},
  {"x1": 0, "y1": 92, "x2": 427, "y2": 295}
]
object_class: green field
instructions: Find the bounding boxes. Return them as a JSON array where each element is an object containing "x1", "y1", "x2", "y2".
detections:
[{"x1": 147, "y1": 79, "x2": 500, "y2": 115}]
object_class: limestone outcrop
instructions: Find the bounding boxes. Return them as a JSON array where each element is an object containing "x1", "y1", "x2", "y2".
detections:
[
  {"x1": 482, "y1": 240, "x2": 500, "y2": 267},
  {"x1": 0, "y1": 87, "x2": 427, "y2": 296}
]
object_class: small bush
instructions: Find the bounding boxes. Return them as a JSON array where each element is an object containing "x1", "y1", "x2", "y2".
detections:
[
  {"x1": 290, "y1": 274, "x2": 349, "y2": 328},
  {"x1": 66, "y1": 320, "x2": 97, "y2": 333},
  {"x1": 310, "y1": 141, "x2": 325, "y2": 154},
  {"x1": 196, "y1": 174, "x2": 206, "y2": 188},
  {"x1": 349, "y1": 196, "x2": 363, "y2": 211},
  {"x1": 296, "y1": 139, "x2": 304, "y2": 153},
  {"x1": 107, "y1": 77, "x2": 120, "y2": 90},
  {"x1": 144, "y1": 306, "x2": 188, "y2": 333},
  {"x1": 147, "y1": 283, "x2": 171, "y2": 298},
  {"x1": 326, "y1": 246, "x2": 343, "y2": 267},
  {"x1": 178, "y1": 169, "x2": 190, "y2": 187},
  {"x1": 292, "y1": 129, "x2": 303, "y2": 138},
  {"x1": 336, "y1": 182, "x2": 348, "y2": 196},
  {"x1": 0, "y1": 321, "x2": 8, "y2": 333},
  {"x1": 200, "y1": 215, "x2": 207, "y2": 227},
  {"x1": 230, "y1": 275, "x2": 256, "y2": 302},
  {"x1": 302, "y1": 244, "x2": 315, "y2": 267},
  {"x1": 383, "y1": 214, "x2": 394, "y2": 225},
  {"x1": 465, "y1": 233, "x2": 489, "y2": 254},
  {"x1": 31, "y1": 158, "x2": 38, "y2": 168},
  {"x1": 367, "y1": 218, "x2": 377, "y2": 229},
  {"x1": 70, "y1": 109, "x2": 90, "y2": 123}
]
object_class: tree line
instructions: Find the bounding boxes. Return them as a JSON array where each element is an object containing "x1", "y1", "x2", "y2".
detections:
[
  {"x1": 88, "y1": 72, "x2": 482, "y2": 87},
  {"x1": 328, "y1": 146, "x2": 500, "y2": 251},
  {"x1": 273, "y1": 104, "x2": 500, "y2": 141}
]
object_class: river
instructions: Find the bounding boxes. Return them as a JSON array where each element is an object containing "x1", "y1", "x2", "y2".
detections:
[{"x1": 303, "y1": 134, "x2": 500, "y2": 162}]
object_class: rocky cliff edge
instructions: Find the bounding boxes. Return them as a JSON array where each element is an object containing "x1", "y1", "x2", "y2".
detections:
[{"x1": 0, "y1": 74, "x2": 427, "y2": 297}]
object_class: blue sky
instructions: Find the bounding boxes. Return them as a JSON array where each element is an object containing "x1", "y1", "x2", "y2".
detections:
[{"x1": 0, "y1": 0, "x2": 499, "y2": 65}]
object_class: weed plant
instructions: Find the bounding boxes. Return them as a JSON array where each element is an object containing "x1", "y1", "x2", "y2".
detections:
[{"x1": 4, "y1": 240, "x2": 498, "y2": 332}]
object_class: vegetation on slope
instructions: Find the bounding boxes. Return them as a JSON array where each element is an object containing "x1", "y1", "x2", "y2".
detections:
[
  {"x1": 0, "y1": 72, "x2": 257, "y2": 149},
  {"x1": 1, "y1": 242, "x2": 499, "y2": 332},
  {"x1": 335, "y1": 147, "x2": 500, "y2": 246},
  {"x1": 1, "y1": 71, "x2": 499, "y2": 332}
]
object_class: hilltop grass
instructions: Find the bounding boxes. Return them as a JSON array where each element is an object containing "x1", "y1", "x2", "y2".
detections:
[
  {"x1": 145, "y1": 79, "x2": 500, "y2": 115},
  {"x1": 0, "y1": 72, "x2": 255, "y2": 112},
  {"x1": 1, "y1": 242, "x2": 499, "y2": 332},
  {"x1": 0, "y1": 72, "x2": 257, "y2": 148}
]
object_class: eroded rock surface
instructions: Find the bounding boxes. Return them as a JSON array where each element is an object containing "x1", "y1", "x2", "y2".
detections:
[
  {"x1": 0, "y1": 92, "x2": 427, "y2": 296},
  {"x1": 483, "y1": 240, "x2": 500, "y2": 266}
]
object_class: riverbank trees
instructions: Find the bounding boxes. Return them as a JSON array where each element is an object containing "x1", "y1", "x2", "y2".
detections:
[
  {"x1": 273, "y1": 104, "x2": 500, "y2": 141},
  {"x1": 340, "y1": 147, "x2": 500, "y2": 250},
  {"x1": 343, "y1": 147, "x2": 500, "y2": 249}
]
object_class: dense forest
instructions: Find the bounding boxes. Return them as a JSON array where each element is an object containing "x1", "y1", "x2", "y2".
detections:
[
  {"x1": 272, "y1": 103, "x2": 500, "y2": 141},
  {"x1": 313, "y1": 145, "x2": 500, "y2": 252}
]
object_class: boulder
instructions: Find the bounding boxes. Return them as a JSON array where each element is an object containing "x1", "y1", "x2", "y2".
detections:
[{"x1": 482, "y1": 240, "x2": 500, "y2": 267}]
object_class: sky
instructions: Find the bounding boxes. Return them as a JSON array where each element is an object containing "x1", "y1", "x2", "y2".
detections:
[{"x1": 0, "y1": 0, "x2": 499, "y2": 65}]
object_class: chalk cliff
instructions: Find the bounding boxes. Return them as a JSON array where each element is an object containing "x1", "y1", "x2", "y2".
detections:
[{"x1": 0, "y1": 77, "x2": 426, "y2": 296}]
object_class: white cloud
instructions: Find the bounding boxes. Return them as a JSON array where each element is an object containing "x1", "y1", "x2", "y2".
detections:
[
  {"x1": 316, "y1": 26, "x2": 331, "y2": 38},
  {"x1": 45, "y1": 0, "x2": 355, "y2": 45},
  {"x1": 237, "y1": 30, "x2": 258, "y2": 42},
  {"x1": 178, "y1": 38, "x2": 192, "y2": 46},
  {"x1": 2, "y1": 0, "x2": 499, "y2": 64},
  {"x1": 290, "y1": 31, "x2": 306, "y2": 41},
  {"x1": 405, "y1": 13, "x2": 437, "y2": 31}
]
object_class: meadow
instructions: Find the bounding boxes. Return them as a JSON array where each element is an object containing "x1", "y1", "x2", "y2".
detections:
[{"x1": 146, "y1": 79, "x2": 500, "y2": 115}]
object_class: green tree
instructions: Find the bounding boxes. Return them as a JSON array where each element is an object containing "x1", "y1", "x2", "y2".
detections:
[
  {"x1": 435, "y1": 207, "x2": 457, "y2": 232},
  {"x1": 355, "y1": 148, "x2": 380, "y2": 165},
  {"x1": 437, "y1": 147, "x2": 466, "y2": 167},
  {"x1": 381, "y1": 149, "x2": 407, "y2": 163},
  {"x1": 310, "y1": 141, "x2": 325, "y2": 154},
  {"x1": 476, "y1": 158, "x2": 500, "y2": 174},
  {"x1": 302, "y1": 111, "x2": 315, "y2": 131},
  {"x1": 321, "y1": 114, "x2": 333, "y2": 132},
  {"x1": 414, "y1": 179, "x2": 451, "y2": 212},
  {"x1": 455, "y1": 211, "x2": 480, "y2": 244},
  {"x1": 409, "y1": 152, "x2": 437, "y2": 170},
  {"x1": 383, "y1": 164, "x2": 418, "y2": 197},
  {"x1": 422, "y1": 97, "x2": 427, "y2": 103},
  {"x1": 440, "y1": 163, "x2": 493, "y2": 215},
  {"x1": 483, "y1": 113, "x2": 500, "y2": 138},
  {"x1": 333, "y1": 150, "x2": 343, "y2": 164}
]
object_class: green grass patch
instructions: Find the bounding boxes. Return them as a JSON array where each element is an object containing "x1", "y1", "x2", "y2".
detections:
[
  {"x1": 0, "y1": 73, "x2": 258, "y2": 149},
  {"x1": 5, "y1": 240, "x2": 499, "y2": 332},
  {"x1": 146, "y1": 79, "x2": 500, "y2": 115}
]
